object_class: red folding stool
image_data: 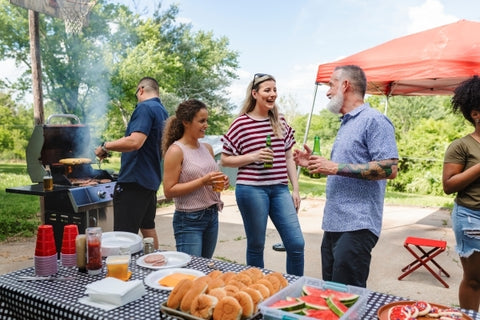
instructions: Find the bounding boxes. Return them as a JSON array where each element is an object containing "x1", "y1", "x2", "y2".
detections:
[{"x1": 398, "y1": 236, "x2": 450, "y2": 288}]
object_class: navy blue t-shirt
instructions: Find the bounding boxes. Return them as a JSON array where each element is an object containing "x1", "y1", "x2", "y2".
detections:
[{"x1": 117, "y1": 97, "x2": 168, "y2": 191}]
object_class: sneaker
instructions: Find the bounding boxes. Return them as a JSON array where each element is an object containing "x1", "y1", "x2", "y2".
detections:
[{"x1": 272, "y1": 242, "x2": 286, "y2": 252}]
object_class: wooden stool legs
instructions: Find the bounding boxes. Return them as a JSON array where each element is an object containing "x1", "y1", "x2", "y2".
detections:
[{"x1": 398, "y1": 237, "x2": 450, "y2": 288}]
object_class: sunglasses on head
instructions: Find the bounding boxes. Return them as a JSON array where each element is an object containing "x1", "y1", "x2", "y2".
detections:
[{"x1": 252, "y1": 73, "x2": 272, "y2": 88}]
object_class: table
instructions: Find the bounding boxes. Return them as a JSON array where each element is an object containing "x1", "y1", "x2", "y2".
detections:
[{"x1": 0, "y1": 252, "x2": 478, "y2": 320}]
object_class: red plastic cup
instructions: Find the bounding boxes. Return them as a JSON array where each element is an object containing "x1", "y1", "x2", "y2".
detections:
[
  {"x1": 35, "y1": 225, "x2": 57, "y2": 257},
  {"x1": 61, "y1": 224, "x2": 78, "y2": 254}
]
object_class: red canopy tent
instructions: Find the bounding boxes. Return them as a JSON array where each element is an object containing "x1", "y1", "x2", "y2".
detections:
[
  {"x1": 298, "y1": 19, "x2": 480, "y2": 170},
  {"x1": 315, "y1": 19, "x2": 480, "y2": 97}
]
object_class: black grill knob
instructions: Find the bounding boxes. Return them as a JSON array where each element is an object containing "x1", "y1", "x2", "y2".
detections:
[{"x1": 97, "y1": 190, "x2": 106, "y2": 199}]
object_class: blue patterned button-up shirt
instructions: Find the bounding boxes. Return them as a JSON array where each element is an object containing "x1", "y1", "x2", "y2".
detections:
[{"x1": 322, "y1": 103, "x2": 398, "y2": 237}]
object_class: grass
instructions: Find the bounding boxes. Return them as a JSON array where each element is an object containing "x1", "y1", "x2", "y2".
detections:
[{"x1": 0, "y1": 161, "x2": 455, "y2": 241}]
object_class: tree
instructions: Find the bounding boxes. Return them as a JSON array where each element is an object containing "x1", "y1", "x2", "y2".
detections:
[
  {"x1": 0, "y1": 93, "x2": 33, "y2": 159},
  {"x1": 0, "y1": 0, "x2": 239, "y2": 144}
]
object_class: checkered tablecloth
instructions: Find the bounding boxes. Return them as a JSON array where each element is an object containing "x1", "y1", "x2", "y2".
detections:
[
  {"x1": 0, "y1": 253, "x2": 478, "y2": 320},
  {"x1": 0, "y1": 253, "x2": 297, "y2": 320}
]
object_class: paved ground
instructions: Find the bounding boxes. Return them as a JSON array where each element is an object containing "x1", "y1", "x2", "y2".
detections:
[{"x1": 0, "y1": 191, "x2": 462, "y2": 308}]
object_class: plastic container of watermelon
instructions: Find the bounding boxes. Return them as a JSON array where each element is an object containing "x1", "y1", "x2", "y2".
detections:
[{"x1": 259, "y1": 276, "x2": 369, "y2": 320}]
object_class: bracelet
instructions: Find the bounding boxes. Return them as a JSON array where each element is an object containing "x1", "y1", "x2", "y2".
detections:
[{"x1": 101, "y1": 141, "x2": 109, "y2": 153}]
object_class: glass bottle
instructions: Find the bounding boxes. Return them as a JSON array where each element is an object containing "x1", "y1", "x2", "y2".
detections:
[
  {"x1": 264, "y1": 134, "x2": 273, "y2": 168},
  {"x1": 75, "y1": 234, "x2": 87, "y2": 273},
  {"x1": 143, "y1": 237, "x2": 155, "y2": 254},
  {"x1": 86, "y1": 227, "x2": 102, "y2": 275},
  {"x1": 311, "y1": 136, "x2": 322, "y2": 179}
]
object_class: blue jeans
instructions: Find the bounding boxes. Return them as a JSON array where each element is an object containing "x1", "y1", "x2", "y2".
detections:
[
  {"x1": 172, "y1": 205, "x2": 219, "y2": 258},
  {"x1": 235, "y1": 184, "x2": 305, "y2": 276},
  {"x1": 452, "y1": 203, "x2": 480, "y2": 258}
]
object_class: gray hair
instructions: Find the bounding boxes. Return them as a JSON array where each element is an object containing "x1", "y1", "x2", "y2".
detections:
[{"x1": 334, "y1": 65, "x2": 367, "y2": 96}]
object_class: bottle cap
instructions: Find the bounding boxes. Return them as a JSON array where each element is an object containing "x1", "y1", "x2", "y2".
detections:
[{"x1": 143, "y1": 237, "x2": 154, "y2": 244}]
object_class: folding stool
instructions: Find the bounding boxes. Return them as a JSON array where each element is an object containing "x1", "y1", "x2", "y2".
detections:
[{"x1": 398, "y1": 236, "x2": 450, "y2": 288}]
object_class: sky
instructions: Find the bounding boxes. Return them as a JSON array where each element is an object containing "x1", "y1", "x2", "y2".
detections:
[
  {"x1": 4, "y1": 0, "x2": 480, "y2": 114},
  {"x1": 116, "y1": 0, "x2": 480, "y2": 114}
]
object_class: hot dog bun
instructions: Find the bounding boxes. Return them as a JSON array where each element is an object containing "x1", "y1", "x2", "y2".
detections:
[
  {"x1": 166, "y1": 278, "x2": 193, "y2": 309},
  {"x1": 212, "y1": 296, "x2": 242, "y2": 320}
]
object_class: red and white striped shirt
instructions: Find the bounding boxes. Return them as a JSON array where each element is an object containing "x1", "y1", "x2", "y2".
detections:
[{"x1": 222, "y1": 114, "x2": 295, "y2": 186}]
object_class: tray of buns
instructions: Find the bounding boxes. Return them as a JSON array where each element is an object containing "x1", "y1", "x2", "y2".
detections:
[
  {"x1": 160, "y1": 267, "x2": 288, "y2": 320},
  {"x1": 160, "y1": 301, "x2": 262, "y2": 320}
]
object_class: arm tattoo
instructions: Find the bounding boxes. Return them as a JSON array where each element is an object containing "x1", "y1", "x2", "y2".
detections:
[{"x1": 337, "y1": 159, "x2": 397, "y2": 180}]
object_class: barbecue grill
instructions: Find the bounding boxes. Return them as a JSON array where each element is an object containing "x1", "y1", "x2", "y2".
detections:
[{"x1": 6, "y1": 114, "x2": 116, "y2": 254}]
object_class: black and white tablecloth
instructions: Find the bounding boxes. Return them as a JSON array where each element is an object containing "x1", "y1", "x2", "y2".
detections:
[
  {"x1": 0, "y1": 253, "x2": 478, "y2": 320},
  {"x1": 0, "y1": 253, "x2": 298, "y2": 320}
]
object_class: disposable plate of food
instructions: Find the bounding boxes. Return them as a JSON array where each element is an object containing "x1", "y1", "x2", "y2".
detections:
[
  {"x1": 101, "y1": 231, "x2": 143, "y2": 257},
  {"x1": 144, "y1": 268, "x2": 204, "y2": 291},
  {"x1": 136, "y1": 251, "x2": 191, "y2": 269},
  {"x1": 377, "y1": 300, "x2": 472, "y2": 320}
]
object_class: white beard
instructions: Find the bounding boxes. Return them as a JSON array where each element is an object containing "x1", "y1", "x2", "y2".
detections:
[{"x1": 326, "y1": 91, "x2": 344, "y2": 114}]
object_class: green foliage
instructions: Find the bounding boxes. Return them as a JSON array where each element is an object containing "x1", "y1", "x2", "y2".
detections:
[
  {"x1": 0, "y1": 93, "x2": 33, "y2": 159},
  {"x1": 0, "y1": 0, "x2": 239, "y2": 143}
]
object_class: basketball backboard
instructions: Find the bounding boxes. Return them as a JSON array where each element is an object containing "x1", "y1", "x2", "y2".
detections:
[{"x1": 9, "y1": 0, "x2": 62, "y2": 19}]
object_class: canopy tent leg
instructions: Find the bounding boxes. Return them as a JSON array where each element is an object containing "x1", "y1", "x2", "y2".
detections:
[{"x1": 297, "y1": 84, "x2": 319, "y2": 177}]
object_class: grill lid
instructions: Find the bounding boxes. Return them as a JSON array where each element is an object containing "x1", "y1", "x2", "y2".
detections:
[{"x1": 26, "y1": 114, "x2": 95, "y2": 183}]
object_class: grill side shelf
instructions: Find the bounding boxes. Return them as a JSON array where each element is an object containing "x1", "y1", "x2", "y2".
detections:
[{"x1": 6, "y1": 184, "x2": 72, "y2": 196}]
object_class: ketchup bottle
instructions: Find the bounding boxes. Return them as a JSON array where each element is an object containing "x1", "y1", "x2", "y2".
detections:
[{"x1": 86, "y1": 227, "x2": 102, "y2": 275}]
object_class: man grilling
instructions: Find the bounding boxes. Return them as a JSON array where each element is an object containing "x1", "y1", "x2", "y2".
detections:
[{"x1": 95, "y1": 77, "x2": 168, "y2": 249}]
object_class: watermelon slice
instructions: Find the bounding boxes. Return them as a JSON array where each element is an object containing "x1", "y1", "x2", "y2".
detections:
[
  {"x1": 326, "y1": 295, "x2": 349, "y2": 317},
  {"x1": 269, "y1": 298, "x2": 305, "y2": 312},
  {"x1": 304, "y1": 308, "x2": 339, "y2": 320},
  {"x1": 297, "y1": 295, "x2": 329, "y2": 310},
  {"x1": 302, "y1": 286, "x2": 359, "y2": 306}
]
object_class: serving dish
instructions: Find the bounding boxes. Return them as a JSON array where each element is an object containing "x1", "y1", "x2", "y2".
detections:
[
  {"x1": 144, "y1": 268, "x2": 204, "y2": 291},
  {"x1": 377, "y1": 301, "x2": 472, "y2": 320},
  {"x1": 159, "y1": 301, "x2": 262, "y2": 320},
  {"x1": 101, "y1": 231, "x2": 143, "y2": 256},
  {"x1": 136, "y1": 251, "x2": 191, "y2": 270}
]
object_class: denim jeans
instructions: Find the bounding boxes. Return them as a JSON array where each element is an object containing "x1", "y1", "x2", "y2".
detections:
[
  {"x1": 172, "y1": 205, "x2": 219, "y2": 258},
  {"x1": 235, "y1": 184, "x2": 305, "y2": 276}
]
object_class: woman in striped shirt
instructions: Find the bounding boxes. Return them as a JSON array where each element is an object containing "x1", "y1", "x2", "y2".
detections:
[
  {"x1": 221, "y1": 74, "x2": 305, "y2": 276},
  {"x1": 162, "y1": 99, "x2": 228, "y2": 258}
]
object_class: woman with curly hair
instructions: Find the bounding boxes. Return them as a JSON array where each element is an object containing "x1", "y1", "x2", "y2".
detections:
[
  {"x1": 162, "y1": 99, "x2": 228, "y2": 258},
  {"x1": 443, "y1": 75, "x2": 480, "y2": 311}
]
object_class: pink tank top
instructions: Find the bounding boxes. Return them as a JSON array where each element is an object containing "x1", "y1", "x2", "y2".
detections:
[{"x1": 173, "y1": 141, "x2": 223, "y2": 212}]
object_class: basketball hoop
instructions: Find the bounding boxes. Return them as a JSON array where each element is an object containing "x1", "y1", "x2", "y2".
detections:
[{"x1": 56, "y1": 0, "x2": 96, "y2": 35}]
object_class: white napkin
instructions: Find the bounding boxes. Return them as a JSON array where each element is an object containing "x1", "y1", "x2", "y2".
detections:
[{"x1": 79, "y1": 277, "x2": 145, "y2": 310}]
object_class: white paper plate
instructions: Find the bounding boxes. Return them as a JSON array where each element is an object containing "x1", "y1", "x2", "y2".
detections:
[
  {"x1": 101, "y1": 232, "x2": 143, "y2": 257},
  {"x1": 144, "y1": 268, "x2": 205, "y2": 291},
  {"x1": 136, "y1": 251, "x2": 191, "y2": 270}
]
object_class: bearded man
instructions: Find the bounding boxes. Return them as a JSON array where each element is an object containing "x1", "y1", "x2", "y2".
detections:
[{"x1": 293, "y1": 65, "x2": 398, "y2": 287}]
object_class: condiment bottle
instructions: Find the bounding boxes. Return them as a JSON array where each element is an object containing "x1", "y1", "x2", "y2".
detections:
[
  {"x1": 143, "y1": 237, "x2": 155, "y2": 254},
  {"x1": 75, "y1": 234, "x2": 87, "y2": 273},
  {"x1": 264, "y1": 134, "x2": 273, "y2": 168},
  {"x1": 86, "y1": 227, "x2": 102, "y2": 275},
  {"x1": 310, "y1": 136, "x2": 322, "y2": 179}
]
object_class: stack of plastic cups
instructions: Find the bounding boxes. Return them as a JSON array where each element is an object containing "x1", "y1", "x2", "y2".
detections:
[
  {"x1": 34, "y1": 225, "x2": 58, "y2": 276},
  {"x1": 61, "y1": 224, "x2": 78, "y2": 267}
]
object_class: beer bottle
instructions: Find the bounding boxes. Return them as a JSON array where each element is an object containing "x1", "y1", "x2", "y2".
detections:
[
  {"x1": 264, "y1": 135, "x2": 273, "y2": 168},
  {"x1": 311, "y1": 136, "x2": 321, "y2": 178}
]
